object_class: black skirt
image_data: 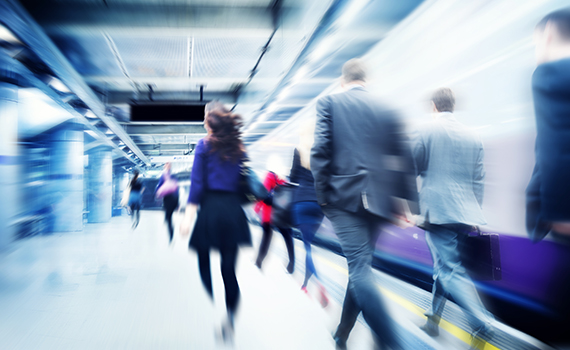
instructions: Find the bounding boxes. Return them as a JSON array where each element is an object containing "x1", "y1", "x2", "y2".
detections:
[{"x1": 189, "y1": 191, "x2": 252, "y2": 251}]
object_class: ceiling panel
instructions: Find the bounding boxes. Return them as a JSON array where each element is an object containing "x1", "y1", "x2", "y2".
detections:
[
  {"x1": 51, "y1": 34, "x2": 123, "y2": 77},
  {"x1": 192, "y1": 37, "x2": 266, "y2": 78},
  {"x1": 112, "y1": 36, "x2": 189, "y2": 77}
]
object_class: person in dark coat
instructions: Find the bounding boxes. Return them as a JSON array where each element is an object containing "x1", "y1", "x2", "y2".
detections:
[
  {"x1": 527, "y1": 8, "x2": 570, "y2": 242},
  {"x1": 311, "y1": 59, "x2": 418, "y2": 350},
  {"x1": 179, "y1": 101, "x2": 251, "y2": 343}
]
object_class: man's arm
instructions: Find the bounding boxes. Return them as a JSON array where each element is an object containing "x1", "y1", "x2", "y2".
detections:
[
  {"x1": 311, "y1": 95, "x2": 333, "y2": 206},
  {"x1": 473, "y1": 143, "x2": 485, "y2": 207},
  {"x1": 411, "y1": 127, "x2": 427, "y2": 177},
  {"x1": 387, "y1": 116, "x2": 419, "y2": 216}
]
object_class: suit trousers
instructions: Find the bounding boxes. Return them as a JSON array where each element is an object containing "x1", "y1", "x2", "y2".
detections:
[
  {"x1": 424, "y1": 223, "x2": 494, "y2": 333},
  {"x1": 324, "y1": 205, "x2": 400, "y2": 349}
]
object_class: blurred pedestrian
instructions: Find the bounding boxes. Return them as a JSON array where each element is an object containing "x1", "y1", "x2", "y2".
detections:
[
  {"x1": 527, "y1": 8, "x2": 570, "y2": 243},
  {"x1": 311, "y1": 59, "x2": 418, "y2": 350},
  {"x1": 179, "y1": 101, "x2": 251, "y2": 342},
  {"x1": 290, "y1": 119, "x2": 328, "y2": 307},
  {"x1": 155, "y1": 162, "x2": 179, "y2": 243},
  {"x1": 413, "y1": 88, "x2": 494, "y2": 348},
  {"x1": 254, "y1": 163, "x2": 295, "y2": 274},
  {"x1": 128, "y1": 170, "x2": 145, "y2": 229}
]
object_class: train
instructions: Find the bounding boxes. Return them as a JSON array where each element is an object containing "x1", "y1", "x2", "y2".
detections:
[{"x1": 244, "y1": 0, "x2": 570, "y2": 344}]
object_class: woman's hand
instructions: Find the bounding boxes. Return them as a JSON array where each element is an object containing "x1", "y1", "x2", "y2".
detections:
[{"x1": 180, "y1": 204, "x2": 198, "y2": 237}]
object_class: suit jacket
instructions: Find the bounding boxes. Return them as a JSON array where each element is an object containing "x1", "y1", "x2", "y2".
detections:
[
  {"x1": 311, "y1": 86, "x2": 418, "y2": 220},
  {"x1": 412, "y1": 112, "x2": 486, "y2": 226},
  {"x1": 526, "y1": 58, "x2": 570, "y2": 242}
]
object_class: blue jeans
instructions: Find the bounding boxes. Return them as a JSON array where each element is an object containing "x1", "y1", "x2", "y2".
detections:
[
  {"x1": 323, "y1": 205, "x2": 400, "y2": 349},
  {"x1": 293, "y1": 201, "x2": 324, "y2": 286},
  {"x1": 425, "y1": 223, "x2": 494, "y2": 332}
]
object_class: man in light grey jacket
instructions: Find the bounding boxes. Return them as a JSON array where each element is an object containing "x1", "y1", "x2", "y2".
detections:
[{"x1": 413, "y1": 88, "x2": 494, "y2": 348}]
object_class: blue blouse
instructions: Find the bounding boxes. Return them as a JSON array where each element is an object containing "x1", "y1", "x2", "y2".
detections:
[{"x1": 188, "y1": 138, "x2": 243, "y2": 204}]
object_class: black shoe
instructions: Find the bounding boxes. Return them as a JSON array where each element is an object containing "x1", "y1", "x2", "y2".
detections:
[
  {"x1": 333, "y1": 333, "x2": 347, "y2": 350},
  {"x1": 286, "y1": 262, "x2": 294, "y2": 274},
  {"x1": 419, "y1": 320, "x2": 439, "y2": 337}
]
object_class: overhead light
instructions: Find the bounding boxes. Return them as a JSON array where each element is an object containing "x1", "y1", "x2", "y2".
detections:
[
  {"x1": 48, "y1": 77, "x2": 71, "y2": 94},
  {"x1": 84, "y1": 110, "x2": 97, "y2": 119},
  {"x1": 105, "y1": 129, "x2": 114, "y2": 135},
  {"x1": 84, "y1": 130, "x2": 98, "y2": 138},
  {"x1": 0, "y1": 24, "x2": 21, "y2": 44}
]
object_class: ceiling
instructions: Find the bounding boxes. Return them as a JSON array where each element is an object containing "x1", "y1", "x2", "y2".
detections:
[{"x1": 5, "y1": 0, "x2": 425, "y2": 170}]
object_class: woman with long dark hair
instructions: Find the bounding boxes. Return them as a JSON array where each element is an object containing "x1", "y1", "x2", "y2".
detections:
[
  {"x1": 128, "y1": 170, "x2": 145, "y2": 229},
  {"x1": 180, "y1": 101, "x2": 251, "y2": 342},
  {"x1": 155, "y1": 162, "x2": 179, "y2": 243}
]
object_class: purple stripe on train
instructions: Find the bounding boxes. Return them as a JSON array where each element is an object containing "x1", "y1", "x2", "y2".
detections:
[{"x1": 317, "y1": 218, "x2": 570, "y2": 312}]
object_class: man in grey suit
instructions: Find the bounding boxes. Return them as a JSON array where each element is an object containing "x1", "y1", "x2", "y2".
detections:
[
  {"x1": 311, "y1": 59, "x2": 418, "y2": 350},
  {"x1": 413, "y1": 88, "x2": 494, "y2": 347}
]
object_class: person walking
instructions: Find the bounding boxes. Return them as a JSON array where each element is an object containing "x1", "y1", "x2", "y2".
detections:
[
  {"x1": 311, "y1": 59, "x2": 418, "y2": 350},
  {"x1": 527, "y1": 8, "x2": 570, "y2": 242},
  {"x1": 155, "y1": 162, "x2": 179, "y2": 243},
  {"x1": 179, "y1": 101, "x2": 251, "y2": 342},
  {"x1": 254, "y1": 167, "x2": 295, "y2": 274},
  {"x1": 128, "y1": 170, "x2": 145, "y2": 229},
  {"x1": 413, "y1": 88, "x2": 494, "y2": 348},
  {"x1": 290, "y1": 120, "x2": 328, "y2": 307}
]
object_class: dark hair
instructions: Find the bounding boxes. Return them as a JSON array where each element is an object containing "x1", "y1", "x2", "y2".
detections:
[
  {"x1": 431, "y1": 88, "x2": 455, "y2": 113},
  {"x1": 129, "y1": 170, "x2": 140, "y2": 187},
  {"x1": 537, "y1": 8, "x2": 570, "y2": 40},
  {"x1": 204, "y1": 101, "x2": 245, "y2": 162}
]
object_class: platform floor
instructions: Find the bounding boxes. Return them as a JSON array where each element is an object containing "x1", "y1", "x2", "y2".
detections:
[{"x1": 0, "y1": 211, "x2": 553, "y2": 350}]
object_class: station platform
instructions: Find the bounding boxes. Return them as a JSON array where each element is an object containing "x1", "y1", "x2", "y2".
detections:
[{"x1": 0, "y1": 211, "x2": 555, "y2": 350}]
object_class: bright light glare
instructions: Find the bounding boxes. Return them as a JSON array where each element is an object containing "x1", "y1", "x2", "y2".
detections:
[
  {"x1": 277, "y1": 87, "x2": 291, "y2": 101},
  {"x1": 49, "y1": 78, "x2": 71, "y2": 93},
  {"x1": 85, "y1": 130, "x2": 98, "y2": 138},
  {"x1": 335, "y1": 0, "x2": 370, "y2": 28},
  {"x1": 19, "y1": 88, "x2": 74, "y2": 133},
  {"x1": 0, "y1": 24, "x2": 20, "y2": 43},
  {"x1": 292, "y1": 66, "x2": 308, "y2": 83},
  {"x1": 309, "y1": 36, "x2": 335, "y2": 62},
  {"x1": 266, "y1": 104, "x2": 278, "y2": 113},
  {"x1": 84, "y1": 110, "x2": 97, "y2": 119}
]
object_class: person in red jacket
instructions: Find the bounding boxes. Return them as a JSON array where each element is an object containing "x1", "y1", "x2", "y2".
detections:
[{"x1": 254, "y1": 170, "x2": 295, "y2": 273}]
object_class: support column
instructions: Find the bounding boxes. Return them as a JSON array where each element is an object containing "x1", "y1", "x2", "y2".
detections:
[
  {"x1": 0, "y1": 83, "x2": 19, "y2": 247},
  {"x1": 49, "y1": 120, "x2": 84, "y2": 232},
  {"x1": 112, "y1": 163, "x2": 128, "y2": 216},
  {"x1": 87, "y1": 146, "x2": 112, "y2": 223}
]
